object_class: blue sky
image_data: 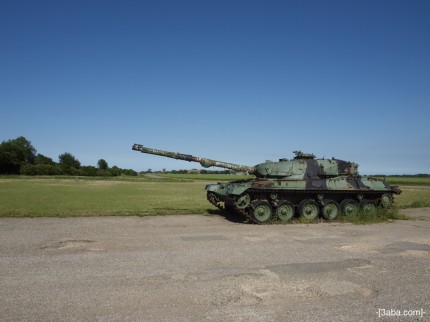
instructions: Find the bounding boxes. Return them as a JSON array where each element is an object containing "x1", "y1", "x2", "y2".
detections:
[{"x1": 1, "y1": 0, "x2": 429, "y2": 174}]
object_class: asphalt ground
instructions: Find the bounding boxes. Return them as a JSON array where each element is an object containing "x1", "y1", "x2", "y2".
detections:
[{"x1": 1, "y1": 209, "x2": 429, "y2": 322}]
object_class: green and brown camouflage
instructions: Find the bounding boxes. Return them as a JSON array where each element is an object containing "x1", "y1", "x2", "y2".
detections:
[
  {"x1": 132, "y1": 144, "x2": 255, "y2": 174},
  {"x1": 132, "y1": 144, "x2": 401, "y2": 224}
]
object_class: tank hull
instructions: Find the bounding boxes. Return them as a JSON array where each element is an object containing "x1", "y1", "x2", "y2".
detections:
[{"x1": 206, "y1": 176, "x2": 401, "y2": 224}]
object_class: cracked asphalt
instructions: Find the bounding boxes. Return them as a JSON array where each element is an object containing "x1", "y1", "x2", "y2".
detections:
[{"x1": 1, "y1": 209, "x2": 429, "y2": 321}]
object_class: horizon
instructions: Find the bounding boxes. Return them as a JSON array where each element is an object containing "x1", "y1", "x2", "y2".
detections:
[{"x1": 3, "y1": 134, "x2": 428, "y2": 177}]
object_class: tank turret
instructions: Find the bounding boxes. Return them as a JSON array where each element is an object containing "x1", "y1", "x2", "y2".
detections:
[
  {"x1": 132, "y1": 143, "x2": 401, "y2": 224},
  {"x1": 132, "y1": 144, "x2": 358, "y2": 179}
]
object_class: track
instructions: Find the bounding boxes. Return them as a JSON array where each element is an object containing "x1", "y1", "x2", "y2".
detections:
[{"x1": 207, "y1": 189, "x2": 397, "y2": 225}]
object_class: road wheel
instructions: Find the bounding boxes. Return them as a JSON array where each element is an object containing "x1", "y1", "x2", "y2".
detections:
[
  {"x1": 298, "y1": 199, "x2": 319, "y2": 220},
  {"x1": 276, "y1": 201, "x2": 295, "y2": 222},
  {"x1": 251, "y1": 200, "x2": 273, "y2": 224},
  {"x1": 340, "y1": 199, "x2": 359, "y2": 216},
  {"x1": 379, "y1": 193, "x2": 393, "y2": 208},
  {"x1": 321, "y1": 199, "x2": 340, "y2": 221},
  {"x1": 360, "y1": 200, "x2": 377, "y2": 216}
]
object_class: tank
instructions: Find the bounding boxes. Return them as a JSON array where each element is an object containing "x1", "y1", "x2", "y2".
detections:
[{"x1": 132, "y1": 144, "x2": 402, "y2": 224}]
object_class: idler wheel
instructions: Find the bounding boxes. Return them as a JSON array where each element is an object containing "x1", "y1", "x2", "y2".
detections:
[
  {"x1": 298, "y1": 199, "x2": 319, "y2": 221},
  {"x1": 276, "y1": 201, "x2": 295, "y2": 222},
  {"x1": 340, "y1": 199, "x2": 359, "y2": 216},
  {"x1": 235, "y1": 193, "x2": 251, "y2": 209},
  {"x1": 321, "y1": 199, "x2": 340, "y2": 221},
  {"x1": 251, "y1": 200, "x2": 273, "y2": 224},
  {"x1": 360, "y1": 200, "x2": 377, "y2": 216}
]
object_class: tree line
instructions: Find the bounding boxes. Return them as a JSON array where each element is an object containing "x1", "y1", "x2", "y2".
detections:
[{"x1": 0, "y1": 136, "x2": 137, "y2": 176}]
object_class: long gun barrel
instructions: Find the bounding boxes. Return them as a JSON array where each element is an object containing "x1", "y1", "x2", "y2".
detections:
[{"x1": 132, "y1": 144, "x2": 255, "y2": 174}]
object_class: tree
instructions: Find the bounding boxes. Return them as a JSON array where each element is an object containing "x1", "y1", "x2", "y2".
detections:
[
  {"x1": 0, "y1": 136, "x2": 37, "y2": 174},
  {"x1": 35, "y1": 154, "x2": 55, "y2": 166},
  {"x1": 58, "y1": 152, "x2": 81, "y2": 175},
  {"x1": 97, "y1": 159, "x2": 108, "y2": 170},
  {"x1": 110, "y1": 166, "x2": 121, "y2": 176}
]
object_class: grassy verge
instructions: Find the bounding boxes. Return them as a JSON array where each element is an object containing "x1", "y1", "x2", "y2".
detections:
[
  {"x1": 285, "y1": 207, "x2": 407, "y2": 225},
  {"x1": 0, "y1": 177, "x2": 212, "y2": 217},
  {"x1": 337, "y1": 208, "x2": 407, "y2": 224},
  {"x1": 158, "y1": 173, "x2": 253, "y2": 181},
  {"x1": 383, "y1": 176, "x2": 430, "y2": 186},
  {"x1": 394, "y1": 186, "x2": 430, "y2": 208},
  {"x1": 0, "y1": 176, "x2": 429, "y2": 220}
]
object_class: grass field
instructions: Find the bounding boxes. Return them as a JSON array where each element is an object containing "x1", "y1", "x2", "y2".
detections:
[
  {"x1": 0, "y1": 175, "x2": 429, "y2": 218},
  {"x1": 381, "y1": 176, "x2": 430, "y2": 186},
  {"x1": 160, "y1": 173, "x2": 430, "y2": 186},
  {"x1": 0, "y1": 177, "x2": 210, "y2": 217}
]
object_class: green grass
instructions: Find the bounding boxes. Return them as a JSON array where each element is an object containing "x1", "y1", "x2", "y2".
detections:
[
  {"x1": 382, "y1": 176, "x2": 430, "y2": 186},
  {"x1": 158, "y1": 173, "x2": 253, "y2": 181},
  {"x1": 0, "y1": 177, "x2": 212, "y2": 217},
  {"x1": 0, "y1": 176, "x2": 429, "y2": 219},
  {"x1": 337, "y1": 208, "x2": 408, "y2": 224},
  {"x1": 395, "y1": 186, "x2": 430, "y2": 208}
]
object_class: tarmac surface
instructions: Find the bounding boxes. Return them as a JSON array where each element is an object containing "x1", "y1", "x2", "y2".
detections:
[{"x1": 1, "y1": 209, "x2": 429, "y2": 321}]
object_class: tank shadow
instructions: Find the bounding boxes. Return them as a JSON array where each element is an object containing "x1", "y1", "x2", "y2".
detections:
[{"x1": 206, "y1": 208, "x2": 248, "y2": 224}]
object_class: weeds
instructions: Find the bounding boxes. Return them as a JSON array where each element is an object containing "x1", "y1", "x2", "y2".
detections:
[{"x1": 337, "y1": 207, "x2": 408, "y2": 224}]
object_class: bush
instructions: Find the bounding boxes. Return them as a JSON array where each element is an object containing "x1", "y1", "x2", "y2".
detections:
[
  {"x1": 20, "y1": 164, "x2": 62, "y2": 175},
  {"x1": 110, "y1": 166, "x2": 121, "y2": 176},
  {"x1": 122, "y1": 169, "x2": 137, "y2": 176},
  {"x1": 79, "y1": 166, "x2": 98, "y2": 176}
]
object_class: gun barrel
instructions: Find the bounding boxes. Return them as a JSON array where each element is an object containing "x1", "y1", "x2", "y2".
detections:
[{"x1": 132, "y1": 144, "x2": 255, "y2": 174}]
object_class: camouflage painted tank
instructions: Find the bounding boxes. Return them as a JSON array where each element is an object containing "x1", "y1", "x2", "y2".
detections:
[{"x1": 132, "y1": 144, "x2": 401, "y2": 224}]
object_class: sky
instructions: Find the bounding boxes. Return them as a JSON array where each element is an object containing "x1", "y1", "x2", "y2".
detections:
[{"x1": 1, "y1": 0, "x2": 429, "y2": 175}]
